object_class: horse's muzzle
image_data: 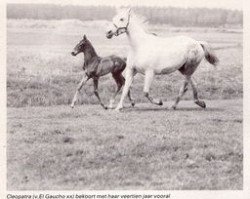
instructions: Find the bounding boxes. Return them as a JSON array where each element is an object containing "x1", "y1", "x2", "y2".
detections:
[{"x1": 106, "y1": 30, "x2": 114, "y2": 39}]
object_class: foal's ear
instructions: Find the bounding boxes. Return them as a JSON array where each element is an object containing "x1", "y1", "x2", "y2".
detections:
[{"x1": 83, "y1": 35, "x2": 87, "y2": 40}]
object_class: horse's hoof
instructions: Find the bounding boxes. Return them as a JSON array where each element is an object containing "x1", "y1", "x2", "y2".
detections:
[
  {"x1": 131, "y1": 102, "x2": 135, "y2": 107},
  {"x1": 195, "y1": 100, "x2": 206, "y2": 109},
  {"x1": 108, "y1": 104, "x2": 114, "y2": 109},
  {"x1": 108, "y1": 100, "x2": 115, "y2": 109},
  {"x1": 159, "y1": 100, "x2": 163, "y2": 106},
  {"x1": 101, "y1": 104, "x2": 108, "y2": 110},
  {"x1": 184, "y1": 87, "x2": 188, "y2": 93},
  {"x1": 115, "y1": 106, "x2": 123, "y2": 111},
  {"x1": 70, "y1": 104, "x2": 74, "y2": 109},
  {"x1": 171, "y1": 105, "x2": 177, "y2": 110}
]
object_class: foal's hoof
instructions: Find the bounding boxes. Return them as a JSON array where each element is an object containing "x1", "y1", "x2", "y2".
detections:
[
  {"x1": 158, "y1": 100, "x2": 163, "y2": 106},
  {"x1": 131, "y1": 102, "x2": 135, "y2": 107},
  {"x1": 195, "y1": 100, "x2": 206, "y2": 109},
  {"x1": 70, "y1": 104, "x2": 74, "y2": 109}
]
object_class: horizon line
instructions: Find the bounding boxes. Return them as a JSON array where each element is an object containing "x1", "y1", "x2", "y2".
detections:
[{"x1": 6, "y1": 0, "x2": 243, "y2": 11}]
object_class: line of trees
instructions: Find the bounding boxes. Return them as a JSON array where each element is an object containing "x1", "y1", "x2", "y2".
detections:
[{"x1": 7, "y1": 4, "x2": 242, "y2": 27}]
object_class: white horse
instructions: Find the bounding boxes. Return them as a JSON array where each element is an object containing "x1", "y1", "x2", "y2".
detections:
[{"x1": 106, "y1": 8, "x2": 218, "y2": 111}]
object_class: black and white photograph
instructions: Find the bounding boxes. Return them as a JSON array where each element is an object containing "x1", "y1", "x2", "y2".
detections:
[{"x1": 2, "y1": 0, "x2": 248, "y2": 194}]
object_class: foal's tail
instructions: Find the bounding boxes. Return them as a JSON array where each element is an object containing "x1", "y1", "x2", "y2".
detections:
[{"x1": 199, "y1": 41, "x2": 219, "y2": 66}]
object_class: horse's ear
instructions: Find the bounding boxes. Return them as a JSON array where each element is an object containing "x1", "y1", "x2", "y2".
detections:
[
  {"x1": 127, "y1": 8, "x2": 132, "y2": 14},
  {"x1": 125, "y1": 8, "x2": 132, "y2": 16},
  {"x1": 83, "y1": 35, "x2": 87, "y2": 40}
]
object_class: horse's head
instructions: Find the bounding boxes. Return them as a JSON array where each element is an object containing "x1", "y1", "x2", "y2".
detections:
[
  {"x1": 71, "y1": 35, "x2": 88, "y2": 56},
  {"x1": 106, "y1": 8, "x2": 131, "y2": 39}
]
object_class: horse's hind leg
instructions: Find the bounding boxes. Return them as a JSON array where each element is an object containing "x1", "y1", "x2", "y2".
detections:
[
  {"x1": 93, "y1": 78, "x2": 107, "y2": 109},
  {"x1": 144, "y1": 70, "x2": 163, "y2": 106},
  {"x1": 172, "y1": 76, "x2": 189, "y2": 109},
  {"x1": 190, "y1": 78, "x2": 206, "y2": 108}
]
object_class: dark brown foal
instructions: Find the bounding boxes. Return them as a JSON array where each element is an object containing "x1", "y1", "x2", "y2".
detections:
[{"x1": 71, "y1": 35, "x2": 134, "y2": 109}]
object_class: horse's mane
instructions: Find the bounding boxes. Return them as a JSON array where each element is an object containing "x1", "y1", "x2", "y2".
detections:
[
  {"x1": 131, "y1": 12, "x2": 148, "y2": 27},
  {"x1": 117, "y1": 8, "x2": 149, "y2": 31},
  {"x1": 131, "y1": 11, "x2": 159, "y2": 36}
]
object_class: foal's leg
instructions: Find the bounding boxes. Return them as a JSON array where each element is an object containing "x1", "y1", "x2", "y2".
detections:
[
  {"x1": 93, "y1": 78, "x2": 107, "y2": 109},
  {"x1": 109, "y1": 73, "x2": 135, "y2": 109},
  {"x1": 127, "y1": 90, "x2": 135, "y2": 107},
  {"x1": 172, "y1": 76, "x2": 190, "y2": 109},
  {"x1": 144, "y1": 70, "x2": 163, "y2": 106},
  {"x1": 71, "y1": 74, "x2": 90, "y2": 108},
  {"x1": 190, "y1": 78, "x2": 206, "y2": 108},
  {"x1": 108, "y1": 73, "x2": 124, "y2": 109}
]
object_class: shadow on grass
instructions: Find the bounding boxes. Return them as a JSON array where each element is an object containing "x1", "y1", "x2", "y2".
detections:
[{"x1": 121, "y1": 106, "x2": 223, "y2": 112}]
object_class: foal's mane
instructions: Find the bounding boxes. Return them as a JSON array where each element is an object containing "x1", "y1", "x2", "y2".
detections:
[{"x1": 83, "y1": 38, "x2": 98, "y2": 58}]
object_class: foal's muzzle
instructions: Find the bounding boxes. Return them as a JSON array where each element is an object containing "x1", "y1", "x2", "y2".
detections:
[
  {"x1": 71, "y1": 49, "x2": 79, "y2": 56},
  {"x1": 71, "y1": 52, "x2": 77, "y2": 56}
]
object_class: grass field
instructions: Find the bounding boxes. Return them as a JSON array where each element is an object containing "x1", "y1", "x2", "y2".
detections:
[
  {"x1": 7, "y1": 99, "x2": 243, "y2": 190},
  {"x1": 7, "y1": 19, "x2": 243, "y2": 190}
]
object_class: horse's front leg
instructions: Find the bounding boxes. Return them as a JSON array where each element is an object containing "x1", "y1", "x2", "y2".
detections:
[
  {"x1": 93, "y1": 78, "x2": 107, "y2": 109},
  {"x1": 71, "y1": 74, "x2": 90, "y2": 108},
  {"x1": 144, "y1": 69, "x2": 163, "y2": 106},
  {"x1": 115, "y1": 67, "x2": 136, "y2": 111}
]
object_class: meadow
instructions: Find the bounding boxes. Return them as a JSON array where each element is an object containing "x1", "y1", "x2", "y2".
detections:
[
  {"x1": 7, "y1": 19, "x2": 243, "y2": 190},
  {"x1": 7, "y1": 19, "x2": 242, "y2": 107},
  {"x1": 8, "y1": 100, "x2": 243, "y2": 190}
]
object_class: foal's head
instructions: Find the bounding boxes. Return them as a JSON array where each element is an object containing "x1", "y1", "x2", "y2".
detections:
[{"x1": 71, "y1": 35, "x2": 90, "y2": 56}]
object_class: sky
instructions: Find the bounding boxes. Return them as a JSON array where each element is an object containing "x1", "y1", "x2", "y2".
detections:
[{"x1": 7, "y1": 0, "x2": 242, "y2": 10}]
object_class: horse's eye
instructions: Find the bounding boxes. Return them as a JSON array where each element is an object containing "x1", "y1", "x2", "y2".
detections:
[{"x1": 120, "y1": 18, "x2": 124, "y2": 22}]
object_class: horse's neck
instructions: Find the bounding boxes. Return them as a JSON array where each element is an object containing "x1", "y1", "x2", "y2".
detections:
[
  {"x1": 126, "y1": 20, "x2": 147, "y2": 49},
  {"x1": 83, "y1": 44, "x2": 98, "y2": 65}
]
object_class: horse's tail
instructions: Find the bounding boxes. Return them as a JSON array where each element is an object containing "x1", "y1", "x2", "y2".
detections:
[{"x1": 199, "y1": 41, "x2": 219, "y2": 66}]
